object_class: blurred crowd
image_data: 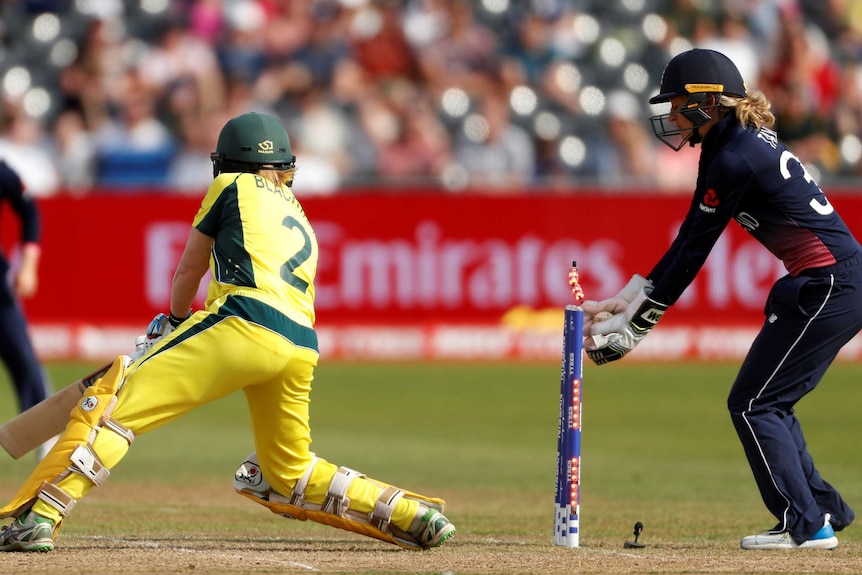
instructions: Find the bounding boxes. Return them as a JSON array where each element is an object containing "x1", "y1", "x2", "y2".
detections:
[{"x1": 0, "y1": 0, "x2": 860, "y2": 196}]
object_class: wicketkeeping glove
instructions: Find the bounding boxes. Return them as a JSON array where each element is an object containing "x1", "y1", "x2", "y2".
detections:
[
  {"x1": 585, "y1": 288, "x2": 668, "y2": 365},
  {"x1": 581, "y1": 274, "x2": 652, "y2": 335}
]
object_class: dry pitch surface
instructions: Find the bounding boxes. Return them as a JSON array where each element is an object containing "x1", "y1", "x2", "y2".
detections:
[{"x1": 1, "y1": 485, "x2": 857, "y2": 575}]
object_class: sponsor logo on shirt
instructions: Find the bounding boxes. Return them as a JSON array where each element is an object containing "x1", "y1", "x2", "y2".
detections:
[
  {"x1": 734, "y1": 212, "x2": 759, "y2": 232},
  {"x1": 757, "y1": 127, "x2": 778, "y2": 149},
  {"x1": 699, "y1": 188, "x2": 719, "y2": 213}
]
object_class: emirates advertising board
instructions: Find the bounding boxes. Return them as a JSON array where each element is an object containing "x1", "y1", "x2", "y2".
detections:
[{"x1": 5, "y1": 191, "x2": 862, "y2": 361}]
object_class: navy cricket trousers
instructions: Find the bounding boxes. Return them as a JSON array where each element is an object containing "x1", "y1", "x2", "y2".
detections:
[
  {"x1": 0, "y1": 276, "x2": 48, "y2": 412},
  {"x1": 728, "y1": 256, "x2": 862, "y2": 544}
]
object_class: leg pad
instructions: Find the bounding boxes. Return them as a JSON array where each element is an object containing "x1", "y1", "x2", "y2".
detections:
[
  {"x1": 234, "y1": 452, "x2": 445, "y2": 550},
  {"x1": 0, "y1": 355, "x2": 134, "y2": 521}
]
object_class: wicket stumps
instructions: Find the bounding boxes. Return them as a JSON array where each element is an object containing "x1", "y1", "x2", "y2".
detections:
[{"x1": 554, "y1": 263, "x2": 585, "y2": 547}]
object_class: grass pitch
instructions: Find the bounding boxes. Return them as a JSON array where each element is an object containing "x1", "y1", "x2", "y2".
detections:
[{"x1": 0, "y1": 360, "x2": 860, "y2": 573}]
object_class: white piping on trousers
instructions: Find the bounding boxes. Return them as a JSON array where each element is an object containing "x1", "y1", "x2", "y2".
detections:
[{"x1": 741, "y1": 274, "x2": 834, "y2": 534}]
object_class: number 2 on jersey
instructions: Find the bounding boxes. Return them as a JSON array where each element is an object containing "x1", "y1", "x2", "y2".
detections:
[{"x1": 280, "y1": 215, "x2": 313, "y2": 293}]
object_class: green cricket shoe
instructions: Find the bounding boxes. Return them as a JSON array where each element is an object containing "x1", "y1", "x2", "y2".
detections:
[{"x1": 0, "y1": 510, "x2": 55, "y2": 552}]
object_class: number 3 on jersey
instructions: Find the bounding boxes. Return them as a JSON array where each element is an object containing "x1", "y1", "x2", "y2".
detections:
[{"x1": 779, "y1": 150, "x2": 834, "y2": 216}]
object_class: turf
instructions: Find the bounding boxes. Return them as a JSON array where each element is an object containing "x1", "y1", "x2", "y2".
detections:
[{"x1": 0, "y1": 360, "x2": 860, "y2": 573}]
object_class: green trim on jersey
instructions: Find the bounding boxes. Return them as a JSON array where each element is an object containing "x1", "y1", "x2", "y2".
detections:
[
  {"x1": 219, "y1": 295, "x2": 318, "y2": 352},
  {"x1": 142, "y1": 298, "x2": 317, "y2": 365},
  {"x1": 146, "y1": 313, "x2": 228, "y2": 360},
  {"x1": 197, "y1": 179, "x2": 256, "y2": 287}
]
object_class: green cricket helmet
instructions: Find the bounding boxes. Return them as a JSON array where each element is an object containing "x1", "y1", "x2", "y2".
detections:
[{"x1": 211, "y1": 112, "x2": 296, "y2": 177}]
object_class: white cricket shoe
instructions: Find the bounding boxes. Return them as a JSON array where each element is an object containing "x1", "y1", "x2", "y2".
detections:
[{"x1": 740, "y1": 514, "x2": 838, "y2": 550}]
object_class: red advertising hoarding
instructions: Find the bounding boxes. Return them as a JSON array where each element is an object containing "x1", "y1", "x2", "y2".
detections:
[{"x1": 6, "y1": 191, "x2": 862, "y2": 361}]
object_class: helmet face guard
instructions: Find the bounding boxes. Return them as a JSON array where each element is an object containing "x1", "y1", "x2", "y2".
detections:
[
  {"x1": 210, "y1": 153, "x2": 296, "y2": 178},
  {"x1": 648, "y1": 49, "x2": 746, "y2": 151},
  {"x1": 650, "y1": 92, "x2": 719, "y2": 151}
]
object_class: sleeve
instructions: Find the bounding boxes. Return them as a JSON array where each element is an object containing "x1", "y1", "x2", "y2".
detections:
[
  {"x1": 646, "y1": 150, "x2": 752, "y2": 306},
  {"x1": 0, "y1": 162, "x2": 39, "y2": 245},
  {"x1": 194, "y1": 175, "x2": 234, "y2": 237}
]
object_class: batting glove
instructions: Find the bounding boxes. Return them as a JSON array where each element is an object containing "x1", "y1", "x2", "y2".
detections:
[
  {"x1": 133, "y1": 311, "x2": 191, "y2": 358},
  {"x1": 585, "y1": 288, "x2": 668, "y2": 365}
]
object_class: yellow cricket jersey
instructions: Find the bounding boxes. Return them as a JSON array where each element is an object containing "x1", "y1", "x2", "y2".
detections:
[{"x1": 193, "y1": 172, "x2": 319, "y2": 351}]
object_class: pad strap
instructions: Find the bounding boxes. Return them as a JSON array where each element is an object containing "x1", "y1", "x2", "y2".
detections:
[
  {"x1": 69, "y1": 445, "x2": 110, "y2": 486},
  {"x1": 322, "y1": 467, "x2": 362, "y2": 517},
  {"x1": 36, "y1": 481, "x2": 76, "y2": 517},
  {"x1": 288, "y1": 456, "x2": 319, "y2": 507},
  {"x1": 371, "y1": 486, "x2": 405, "y2": 532},
  {"x1": 101, "y1": 416, "x2": 135, "y2": 445}
]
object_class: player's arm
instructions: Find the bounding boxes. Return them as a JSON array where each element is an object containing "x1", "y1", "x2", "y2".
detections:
[
  {"x1": 588, "y1": 153, "x2": 750, "y2": 364},
  {"x1": 14, "y1": 242, "x2": 40, "y2": 298},
  {"x1": 581, "y1": 188, "x2": 702, "y2": 323},
  {"x1": 649, "y1": 151, "x2": 750, "y2": 305},
  {"x1": 1, "y1": 163, "x2": 41, "y2": 298},
  {"x1": 133, "y1": 226, "x2": 214, "y2": 357},
  {"x1": 171, "y1": 226, "x2": 213, "y2": 319}
]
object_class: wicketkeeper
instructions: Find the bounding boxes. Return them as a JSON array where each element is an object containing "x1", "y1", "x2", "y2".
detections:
[
  {"x1": 0, "y1": 160, "x2": 52, "y2": 460},
  {"x1": 584, "y1": 49, "x2": 862, "y2": 550},
  {"x1": 0, "y1": 112, "x2": 455, "y2": 552}
]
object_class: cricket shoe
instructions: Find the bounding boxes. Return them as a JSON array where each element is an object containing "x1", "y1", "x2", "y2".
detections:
[
  {"x1": 409, "y1": 505, "x2": 456, "y2": 549},
  {"x1": 0, "y1": 510, "x2": 55, "y2": 552},
  {"x1": 740, "y1": 514, "x2": 837, "y2": 550}
]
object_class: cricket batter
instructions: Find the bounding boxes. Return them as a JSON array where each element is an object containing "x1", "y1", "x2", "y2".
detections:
[
  {"x1": 0, "y1": 112, "x2": 455, "y2": 552},
  {"x1": 583, "y1": 49, "x2": 862, "y2": 549}
]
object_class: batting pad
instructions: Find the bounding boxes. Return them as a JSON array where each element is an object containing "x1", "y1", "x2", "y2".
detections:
[
  {"x1": 0, "y1": 355, "x2": 134, "y2": 527},
  {"x1": 234, "y1": 452, "x2": 445, "y2": 550}
]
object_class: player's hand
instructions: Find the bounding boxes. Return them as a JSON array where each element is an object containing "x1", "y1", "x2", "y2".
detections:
[
  {"x1": 582, "y1": 274, "x2": 652, "y2": 335},
  {"x1": 585, "y1": 288, "x2": 668, "y2": 365},
  {"x1": 13, "y1": 243, "x2": 40, "y2": 298},
  {"x1": 13, "y1": 266, "x2": 38, "y2": 298},
  {"x1": 132, "y1": 312, "x2": 191, "y2": 358}
]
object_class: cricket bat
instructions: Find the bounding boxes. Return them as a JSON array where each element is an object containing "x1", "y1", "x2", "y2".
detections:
[{"x1": 0, "y1": 361, "x2": 112, "y2": 459}]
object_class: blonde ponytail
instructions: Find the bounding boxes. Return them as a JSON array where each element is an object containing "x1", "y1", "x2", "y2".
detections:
[
  {"x1": 258, "y1": 166, "x2": 297, "y2": 189},
  {"x1": 721, "y1": 90, "x2": 775, "y2": 130}
]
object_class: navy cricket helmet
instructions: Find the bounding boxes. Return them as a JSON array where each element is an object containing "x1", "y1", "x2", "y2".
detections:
[{"x1": 649, "y1": 49, "x2": 747, "y2": 150}]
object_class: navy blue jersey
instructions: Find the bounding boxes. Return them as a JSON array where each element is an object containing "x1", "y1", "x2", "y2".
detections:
[
  {"x1": 0, "y1": 160, "x2": 39, "y2": 270},
  {"x1": 648, "y1": 115, "x2": 862, "y2": 306}
]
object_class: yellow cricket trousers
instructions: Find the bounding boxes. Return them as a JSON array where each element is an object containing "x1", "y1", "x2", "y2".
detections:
[{"x1": 9, "y1": 306, "x2": 416, "y2": 532}]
